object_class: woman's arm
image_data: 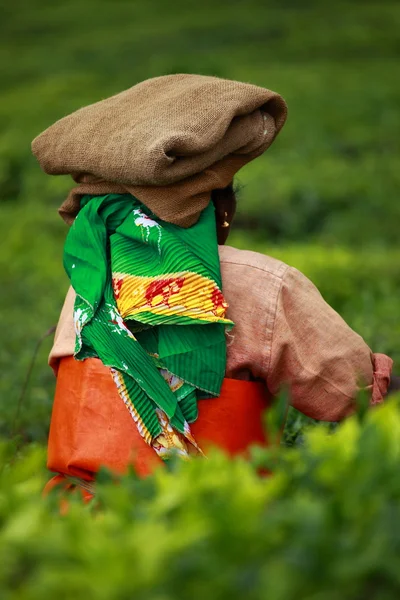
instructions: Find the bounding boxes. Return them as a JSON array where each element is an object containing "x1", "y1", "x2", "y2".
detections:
[{"x1": 267, "y1": 266, "x2": 393, "y2": 421}]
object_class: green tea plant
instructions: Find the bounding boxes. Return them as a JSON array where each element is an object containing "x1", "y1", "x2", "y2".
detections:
[{"x1": 1, "y1": 396, "x2": 400, "y2": 599}]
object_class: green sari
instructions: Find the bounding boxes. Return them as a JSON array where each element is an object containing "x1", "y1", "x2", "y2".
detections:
[{"x1": 64, "y1": 194, "x2": 232, "y2": 457}]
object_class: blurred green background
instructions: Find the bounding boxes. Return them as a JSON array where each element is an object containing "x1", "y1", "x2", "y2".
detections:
[{"x1": 1, "y1": 0, "x2": 399, "y2": 442}]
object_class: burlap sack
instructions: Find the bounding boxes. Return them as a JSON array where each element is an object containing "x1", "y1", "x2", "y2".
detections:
[{"x1": 32, "y1": 74, "x2": 287, "y2": 227}]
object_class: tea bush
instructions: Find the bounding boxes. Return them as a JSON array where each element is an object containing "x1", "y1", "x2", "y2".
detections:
[
  {"x1": 1, "y1": 3, "x2": 399, "y2": 593},
  {"x1": 1, "y1": 397, "x2": 400, "y2": 599}
]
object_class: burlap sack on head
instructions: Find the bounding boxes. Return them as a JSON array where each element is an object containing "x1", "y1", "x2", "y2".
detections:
[{"x1": 32, "y1": 74, "x2": 287, "y2": 227}]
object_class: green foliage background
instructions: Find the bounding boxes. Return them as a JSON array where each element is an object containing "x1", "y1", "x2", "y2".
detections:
[
  {"x1": 1, "y1": 1, "x2": 400, "y2": 595},
  {"x1": 1, "y1": 0, "x2": 399, "y2": 441},
  {"x1": 2, "y1": 399, "x2": 400, "y2": 599}
]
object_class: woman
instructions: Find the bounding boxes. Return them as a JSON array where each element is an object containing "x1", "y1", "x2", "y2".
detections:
[{"x1": 32, "y1": 74, "x2": 395, "y2": 497}]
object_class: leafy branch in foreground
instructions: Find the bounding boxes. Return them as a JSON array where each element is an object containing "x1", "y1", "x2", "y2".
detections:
[{"x1": 1, "y1": 395, "x2": 400, "y2": 599}]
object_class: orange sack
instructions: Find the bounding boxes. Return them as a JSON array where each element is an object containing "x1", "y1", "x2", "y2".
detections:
[{"x1": 45, "y1": 357, "x2": 273, "y2": 494}]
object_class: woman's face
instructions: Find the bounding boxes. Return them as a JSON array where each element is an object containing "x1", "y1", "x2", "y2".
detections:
[{"x1": 211, "y1": 183, "x2": 237, "y2": 245}]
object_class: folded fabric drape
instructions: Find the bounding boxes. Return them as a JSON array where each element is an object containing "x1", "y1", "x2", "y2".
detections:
[
  {"x1": 32, "y1": 74, "x2": 287, "y2": 227},
  {"x1": 64, "y1": 193, "x2": 232, "y2": 457}
]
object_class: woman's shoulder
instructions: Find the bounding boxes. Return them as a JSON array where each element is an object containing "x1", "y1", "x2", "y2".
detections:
[{"x1": 218, "y1": 245, "x2": 289, "y2": 281}]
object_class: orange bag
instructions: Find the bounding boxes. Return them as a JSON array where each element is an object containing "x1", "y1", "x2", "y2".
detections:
[{"x1": 46, "y1": 357, "x2": 272, "y2": 492}]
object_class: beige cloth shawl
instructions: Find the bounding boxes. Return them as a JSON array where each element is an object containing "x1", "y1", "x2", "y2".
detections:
[{"x1": 32, "y1": 74, "x2": 287, "y2": 226}]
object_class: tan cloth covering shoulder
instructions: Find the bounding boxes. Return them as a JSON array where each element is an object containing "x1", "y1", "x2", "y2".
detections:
[
  {"x1": 50, "y1": 246, "x2": 393, "y2": 421},
  {"x1": 32, "y1": 74, "x2": 287, "y2": 226}
]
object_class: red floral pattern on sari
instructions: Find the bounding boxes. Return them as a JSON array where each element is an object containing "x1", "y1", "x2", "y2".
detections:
[{"x1": 145, "y1": 277, "x2": 185, "y2": 308}]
